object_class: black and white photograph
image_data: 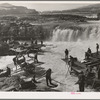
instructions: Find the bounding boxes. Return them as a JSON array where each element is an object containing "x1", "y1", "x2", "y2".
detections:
[{"x1": 0, "y1": 1, "x2": 100, "y2": 95}]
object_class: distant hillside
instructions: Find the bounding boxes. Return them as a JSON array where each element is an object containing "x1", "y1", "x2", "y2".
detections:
[
  {"x1": 41, "y1": 4, "x2": 100, "y2": 16},
  {"x1": 0, "y1": 3, "x2": 39, "y2": 17}
]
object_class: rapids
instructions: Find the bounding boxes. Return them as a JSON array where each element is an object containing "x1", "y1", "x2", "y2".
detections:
[{"x1": 52, "y1": 25, "x2": 100, "y2": 42}]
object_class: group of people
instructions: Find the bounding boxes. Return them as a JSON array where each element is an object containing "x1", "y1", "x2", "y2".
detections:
[
  {"x1": 12, "y1": 40, "x2": 55, "y2": 87},
  {"x1": 4, "y1": 38, "x2": 100, "y2": 91},
  {"x1": 64, "y1": 44, "x2": 100, "y2": 92},
  {"x1": 85, "y1": 43, "x2": 99, "y2": 60},
  {"x1": 31, "y1": 38, "x2": 43, "y2": 46},
  {"x1": 13, "y1": 51, "x2": 39, "y2": 70}
]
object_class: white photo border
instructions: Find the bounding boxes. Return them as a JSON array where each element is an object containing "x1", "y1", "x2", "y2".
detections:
[{"x1": 0, "y1": 1, "x2": 100, "y2": 99}]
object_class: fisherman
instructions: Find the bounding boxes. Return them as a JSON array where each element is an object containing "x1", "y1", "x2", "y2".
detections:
[
  {"x1": 65, "y1": 49, "x2": 69, "y2": 59},
  {"x1": 75, "y1": 71, "x2": 85, "y2": 92},
  {"x1": 87, "y1": 48, "x2": 92, "y2": 57},
  {"x1": 86, "y1": 51, "x2": 90, "y2": 60},
  {"x1": 69, "y1": 56, "x2": 75, "y2": 66},
  {"x1": 31, "y1": 38, "x2": 34, "y2": 45},
  {"x1": 41, "y1": 40, "x2": 43, "y2": 45},
  {"x1": 46, "y1": 68, "x2": 54, "y2": 86},
  {"x1": 35, "y1": 40, "x2": 37, "y2": 45},
  {"x1": 13, "y1": 55, "x2": 18, "y2": 70},
  {"x1": 85, "y1": 48, "x2": 92, "y2": 60},
  {"x1": 6, "y1": 67, "x2": 11, "y2": 77},
  {"x1": 34, "y1": 52, "x2": 38, "y2": 63},
  {"x1": 96, "y1": 43, "x2": 99, "y2": 54},
  {"x1": 87, "y1": 48, "x2": 92, "y2": 54}
]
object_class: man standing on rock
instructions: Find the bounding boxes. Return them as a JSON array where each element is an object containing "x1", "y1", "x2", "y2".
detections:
[
  {"x1": 65, "y1": 49, "x2": 69, "y2": 60},
  {"x1": 96, "y1": 43, "x2": 99, "y2": 54}
]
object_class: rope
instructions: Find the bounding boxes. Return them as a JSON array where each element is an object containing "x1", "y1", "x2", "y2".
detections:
[
  {"x1": 64, "y1": 58, "x2": 70, "y2": 78},
  {"x1": 65, "y1": 65, "x2": 70, "y2": 78}
]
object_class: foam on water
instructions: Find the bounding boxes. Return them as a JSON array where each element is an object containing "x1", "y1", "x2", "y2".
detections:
[
  {"x1": 52, "y1": 25, "x2": 100, "y2": 42},
  {"x1": 0, "y1": 56, "x2": 14, "y2": 69}
]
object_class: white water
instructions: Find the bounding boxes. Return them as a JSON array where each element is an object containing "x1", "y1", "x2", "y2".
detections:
[
  {"x1": 0, "y1": 56, "x2": 14, "y2": 69},
  {"x1": 40, "y1": 41, "x2": 98, "y2": 91},
  {"x1": 0, "y1": 41, "x2": 99, "y2": 91},
  {"x1": 52, "y1": 25, "x2": 100, "y2": 42}
]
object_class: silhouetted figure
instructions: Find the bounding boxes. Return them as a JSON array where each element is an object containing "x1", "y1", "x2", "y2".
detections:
[
  {"x1": 69, "y1": 55, "x2": 76, "y2": 66},
  {"x1": 6, "y1": 67, "x2": 11, "y2": 77},
  {"x1": 13, "y1": 55, "x2": 18, "y2": 70},
  {"x1": 46, "y1": 68, "x2": 53, "y2": 86},
  {"x1": 41, "y1": 40, "x2": 43, "y2": 45},
  {"x1": 85, "y1": 48, "x2": 92, "y2": 60},
  {"x1": 96, "y1": 43, "x2": 99, "y2": 54},
  {"x1": 65, "y1": 49, "x2": 69, "y2": 59},
  {"x1": 34, "y1": 53, "x2": 38, "y2": 63},
  {"x1": 31, "y1": 38, "x2": 33, "y2": 44},
  {"x1": 35, "y1": 40, "x2": 37, "y2": 45},
  {"x1": 87, "y1": 48, "x2": 92, "y2": 54},
  {"x1": 76, "y1": 71, "x2": 85, "y2": 92},
  {"x1": 87, "y1": 48, "x2": 92, "y2": 57},
  {"x1": 85, "y1": 52, "x2": 90, "y2": 60}
]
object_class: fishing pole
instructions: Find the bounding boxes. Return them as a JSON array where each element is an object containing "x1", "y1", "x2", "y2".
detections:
[
  {"x1": 36, "y1": 71, "x2": 67, "y2": 85},
  {"x1": 64, "y1": 57, "x2": 71, "y2": 78}
]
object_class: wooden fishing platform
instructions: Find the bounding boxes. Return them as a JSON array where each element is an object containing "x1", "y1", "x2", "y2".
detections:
[
  {"x1": 8, "y1": 44, "x2": 45, "y2": 55},
  {"x1": 62, "y1": 52, "x2": 100, "y2": 89},
  {"x1": 63, "y1": 52, "x2": 100, "y2": 74},
  {"x1": 72, "y1": 52, "x2": 100, "y2": 74}
]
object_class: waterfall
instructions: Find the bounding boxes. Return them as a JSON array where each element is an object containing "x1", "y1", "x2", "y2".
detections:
[{"x1": 52, "y1": 26, "x2": 100, "y2": 42}]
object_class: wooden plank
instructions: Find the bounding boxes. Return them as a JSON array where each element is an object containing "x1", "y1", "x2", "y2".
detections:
[
  {"x1": 9, "y1": 48, "x2": 27, "y2": 53},
  {"x1": 74, "y1": 61, "x2": 86, "y2": 68},
  {"x1": 3, "y1": 86, "x2": 15, "y2": 91},
  {"x1": 71, "y1": 67, "x2": 82, "y2": 73},
  {"x1": 88, "y1": 62, "x2": 100, "y2": 67},
  {"x1": 83, "y1": 57, "x2": 100, "y2": 66},
  {"x1": 92, "y1": 52, "x2": 100, "y2": 59}
]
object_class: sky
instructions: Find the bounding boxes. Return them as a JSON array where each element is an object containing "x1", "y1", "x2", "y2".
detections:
[{"x1": 0, "y1": 1, "x2": 99, "y2": 11}]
